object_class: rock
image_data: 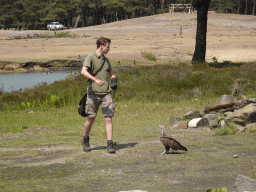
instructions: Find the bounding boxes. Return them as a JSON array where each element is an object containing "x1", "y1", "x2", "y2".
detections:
[
  {"x1": 184, "y1": 110, "x2": 202, "y2": 119},
  {"x1": 170, "y1": 116, "x2": 182, "y2": 126},
  {"x1": 215, "y1": 95, "x2": 235, "y2": 105},
  {"x1": 188, "y1": 118, "x2": 209, "y2": 128},
  {"x1": 233, "y1": 99, "x2": 250, "y2": 110},
  {"x1": 235, "y1": 175, "x2": 256, "y2": 192},
  {"x1": 171, "y1": 121, "x2": 188, "y2": 129},
  {"x1": 15, "y1": 68, "x2": 28, "y2": 73},
  {"x1": 220, "y1": 120, "x2": 226, "y2": 129},
  {"x1": 204, "y1": 112, "x2": 220, "y2": 128},
  {"x1": 249, "y1": 98, "x2": 256, "y2": 103},
  {"x1": 225, "y1": 103, "x2": 256, "y2": 126},
  {"x1": 246, "y1": 123, "x2": 256, "y2": 132},
  {"x1": 233, "y1": 154, "x2": 238, "y2": 158},
  {"x1": 4, "y1": 63, "x2": 21, "y2": 70},
  {"x1": 224, "y1": 111, "x2": 233, "y2": 117},
  {"x1": 33, "y1": 65, "x2": 44, "y2": 71}
]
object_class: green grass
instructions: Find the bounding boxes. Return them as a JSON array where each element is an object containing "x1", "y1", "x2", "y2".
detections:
[
  {"x1": 140, "y1": 50, "x2": 157, "y2": 61},
  {"x1": 214, "y1": 122, "x2": 239, "y2": 136}
]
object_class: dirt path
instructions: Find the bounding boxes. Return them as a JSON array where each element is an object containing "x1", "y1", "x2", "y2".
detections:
[
  {"x1": 0, "y1": 12, "x2": 255, "y2": 63},
  {"x1": 1, "y1": 127, "x2": 256, "y2": 192}
]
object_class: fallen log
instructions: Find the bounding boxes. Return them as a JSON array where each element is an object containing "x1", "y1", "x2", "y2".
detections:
[{"x1": 204, "y1": 99, "x2": 251, "y2": 114}]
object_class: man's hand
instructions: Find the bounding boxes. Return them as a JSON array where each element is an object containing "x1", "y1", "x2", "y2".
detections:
[
  {"x1": 95, "y1": 79, "x2": 105, "y2": 86},
  {"x1": 111, "y1": 78, "x2": 117, "y2": 90}
]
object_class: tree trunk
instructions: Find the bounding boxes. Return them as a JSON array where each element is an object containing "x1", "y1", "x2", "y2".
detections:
[
  {"x1": 74, "y1": 15, "x2": 80, "y2": 28},
  {"x1": 192, "y1": 0, "x2": 211, "y2": 63},
  {"x1": 245, "y1": 0, "x2": 248, "y2": 15},
  {"x1": 253, "y1": 0, "x2": 255, "y2": 15},
  {"x1": 161, "y1": 0, "x2": 165, "y2": 10}
]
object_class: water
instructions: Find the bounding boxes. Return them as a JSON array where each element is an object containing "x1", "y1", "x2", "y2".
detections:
[{"x1": 0, "y1": 71, "x2": 78, "y2": 92}]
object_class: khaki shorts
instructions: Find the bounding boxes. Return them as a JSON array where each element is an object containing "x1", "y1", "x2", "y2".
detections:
[{"x1": 85, "y1": 93, "x2": 115, "y2": 118}]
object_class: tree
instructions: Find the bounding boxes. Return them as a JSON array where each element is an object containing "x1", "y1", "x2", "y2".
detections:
[
  {"x1": 102, "y1": 0, "x2": 126, "y2": 23},
  {"x1": 192, "y1": 0, "x2": 211, "y2": 63}
]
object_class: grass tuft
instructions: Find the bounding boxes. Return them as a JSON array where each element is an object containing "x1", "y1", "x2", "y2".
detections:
[
  {"x1": 140, "y1": 51, "x2": 157, "y2": 61},
  {"x1": 214, "y1": 122, "x2": 239, "y2": 136}
]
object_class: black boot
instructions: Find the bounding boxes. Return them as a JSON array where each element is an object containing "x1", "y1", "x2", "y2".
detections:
[
  {"x1": 81, "y1": 136, "x2": 91, "y2": 152},
  {"x1": 107, "y1": 140, "x2": 116, "y2": 154}
]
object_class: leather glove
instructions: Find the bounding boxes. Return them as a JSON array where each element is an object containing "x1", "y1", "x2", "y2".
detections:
[{"x1": 111, "y1": 78, "x2": 117, "y2": 90}]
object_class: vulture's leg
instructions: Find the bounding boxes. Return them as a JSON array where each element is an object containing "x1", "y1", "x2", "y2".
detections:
[{"x1": 162, "y1": 147, "x2": 170, "y2": 155}]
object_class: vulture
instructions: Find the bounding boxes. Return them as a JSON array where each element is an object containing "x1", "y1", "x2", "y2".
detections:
[{"x1": 159, "y1": 125, "x2": 187, "y2": 155}]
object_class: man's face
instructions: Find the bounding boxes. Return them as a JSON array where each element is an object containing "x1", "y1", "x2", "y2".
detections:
[{"x1": 101, "y1": 42, "x2": 110, "y2": 55}]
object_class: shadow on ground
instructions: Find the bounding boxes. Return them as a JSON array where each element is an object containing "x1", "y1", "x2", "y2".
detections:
[{"x1": 91, "y1": 142, "x2": 139, "y2": 151}]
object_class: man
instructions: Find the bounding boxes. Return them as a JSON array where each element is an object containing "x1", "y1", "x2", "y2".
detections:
[{"x1": 80, "y1": 37, "x2": 117, "y2": 154}]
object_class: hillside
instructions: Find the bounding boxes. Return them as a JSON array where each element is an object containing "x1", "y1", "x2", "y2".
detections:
[{"x1": 0, "y1": 12, "x2": 256, "y2": 63}]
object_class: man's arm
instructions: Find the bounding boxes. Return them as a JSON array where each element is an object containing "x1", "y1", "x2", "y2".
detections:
[
  {"x1": 81, "y1": 66, "x2": 105, "y2": 86},
  {"x1": 108, "y1": 71, "x2": 116, "y2": 79}
]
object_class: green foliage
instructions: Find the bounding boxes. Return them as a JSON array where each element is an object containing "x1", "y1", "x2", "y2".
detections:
[
  {"x1": 49, "y1": 95, "x2": 61, "y2": 107},
  {"x1": 187, "y1": 51, "x2": 194, "y2": 56},
  {"x1": 250, "y1": 170, "x2": 256, "y2": 179},
  {"x1": 214, "y1": 122, "x2": 238, "y2": 136},
  {"x1": 1, "y1": 61, "x2": 256, "y2": 112},
  {"x1": 0, "y1": 0, "x2": 254, "y2": 30},
  {"x1": 1, "y1": 125, "x2": 29, "y2": 133},
  {"x1": 55, "y1": 32, "x2": 73, "y2": 38},
  {"x1": 20, "y1": 100, "x2": 36, "y2": 110},
  {"x1": 37, "y1": 34, "x2": 52, "y2": 38},
  {"x1": 206, "y1": 188, "x2": 228, "y2": 192},
  {"x1": 140, "y1": 51, "x2": 157, "y2": 61}
]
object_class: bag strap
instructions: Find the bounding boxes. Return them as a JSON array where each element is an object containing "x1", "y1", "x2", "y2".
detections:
[{"x1": 93, "y1": 57, "x2": 105, "y2": 76}]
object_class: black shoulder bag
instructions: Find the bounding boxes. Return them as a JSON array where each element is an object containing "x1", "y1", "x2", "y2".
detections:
[{"x1": 78, "y1": 58, "x2": 106, "y2": 117}]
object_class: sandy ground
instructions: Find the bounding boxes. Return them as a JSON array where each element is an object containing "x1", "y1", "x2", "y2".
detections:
[{"x1": 0, "y1": 12, "x2": 256, "y2": 64}]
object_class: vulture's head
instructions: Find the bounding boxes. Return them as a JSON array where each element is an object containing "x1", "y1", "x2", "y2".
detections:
[{"x1": 159, "y1": 125, "x2": 165, "y2": 136}]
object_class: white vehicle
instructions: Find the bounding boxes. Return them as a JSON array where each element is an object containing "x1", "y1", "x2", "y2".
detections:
[{"x1": 47, "y1": 22, "x2": 64, "y2": 30}]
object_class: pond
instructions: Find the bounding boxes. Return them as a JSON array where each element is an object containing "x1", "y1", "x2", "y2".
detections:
[{"x1": 0, "y1": 71, "x2": 79, "y2": 93}]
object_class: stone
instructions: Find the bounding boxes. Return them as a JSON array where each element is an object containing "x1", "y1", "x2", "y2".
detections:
[
  {"x1": 220, "y1": 120, "x2": 226, "y2": 129},
  {"x1": 184, "y1": 110, "x2": 202, "y2": 119},
  {"x1": 204, "y1": 113, "x2": 220, "y2": 128},
  {"x1": 188, "y1": 118, "x2": 209, "y2": 128},
  {"x1": 215, "y1": 95, "x2": 235, "y2": 105},
  {"x1": 224, "y1": 111, "x2": 233, "y2": 117},
  {"x1": 234, "y1": 124, "x2": 246, "y2": 132},
  {"x1": 33, "y1": 65, "x2": 44, "y2": 71},
  {"x1": 235, "y1": 175, "x2": 256, "y2": 192},
  {"x1": 171, "y1": 121, "x2": 188, "y2": 129},
  {"x1": 246, "y1": 123, "x2": 256, "y2": 132},
  {"x1": 170, "y1": 116, "x2": 182, "y2": 126},
  {"x1": 249, "y1": 98, "x2": 256, "y2": 103},
  {"x1": 225, "y1": 103, "x2": 256, "y2": 126},
  {"x1": 233, "y1": 99, "x2": 250, "y2": 110},
  {"x1": 4, "y1": 63, "x2": 21, "y2": 70}
]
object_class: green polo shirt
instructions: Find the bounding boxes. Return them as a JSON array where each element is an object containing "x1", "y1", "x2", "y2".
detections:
[{"x1": 83, "y1": 52, "x2": 113, "y2": 95}]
